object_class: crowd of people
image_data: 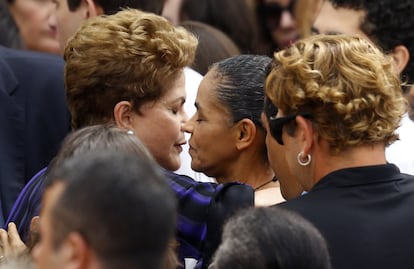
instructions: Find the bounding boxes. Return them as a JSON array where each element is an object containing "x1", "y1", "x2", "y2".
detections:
[{"x1": 0, "y1": 0, "x2": 413, "y2": 269}]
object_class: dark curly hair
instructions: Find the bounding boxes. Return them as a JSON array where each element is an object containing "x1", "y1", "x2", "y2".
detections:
[
  {"x1": 330, "y1": 0, "x2": 364, "y2": 9},
  {"x1": 329, "y1": 0, "x2": 414, "y2": 85}
]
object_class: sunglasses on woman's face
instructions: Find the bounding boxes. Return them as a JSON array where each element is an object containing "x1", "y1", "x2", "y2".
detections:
[
  {"x1": 259, "y1": 0, "x2": 296, "y2": 30},
  {"x1": 269, "y1": 113, "x2": 312, "y2": 145}
]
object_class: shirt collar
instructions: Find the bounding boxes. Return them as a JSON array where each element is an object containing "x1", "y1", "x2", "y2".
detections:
[{"x1": 312, "y1": 163, "x2": 401, "y2": 190}]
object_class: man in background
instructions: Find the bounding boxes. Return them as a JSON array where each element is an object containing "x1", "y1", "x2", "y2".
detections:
[{"x1": 313, "y1": 0, "x2": 414, "y2": 175}]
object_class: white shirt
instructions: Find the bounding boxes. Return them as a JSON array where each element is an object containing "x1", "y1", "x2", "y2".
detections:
[{"x1": 386, "y1": 114, "x2": 414, "y2": 175}]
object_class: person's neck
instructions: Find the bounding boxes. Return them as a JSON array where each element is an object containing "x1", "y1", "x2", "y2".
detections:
[
  {"x1": 215, "y1": 153, "x2": 275, "y2": 190},
  {"x1": 313, "y1": 143, "x2": 387, "y2": 186}
]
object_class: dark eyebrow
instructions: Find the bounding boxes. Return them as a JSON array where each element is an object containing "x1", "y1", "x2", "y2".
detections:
[
  {"x1": 326, "y1": 31, "x2": 343, "y2": 35},
  {"x1": 311, "y1": 27, "x2": 320, "y2": 34},
  {"x1": 195, "y1": 102, "x2": 206, "y2": 116},
  {"x1": 311, "y1": 27, "x2": 344, "y2": 36}
]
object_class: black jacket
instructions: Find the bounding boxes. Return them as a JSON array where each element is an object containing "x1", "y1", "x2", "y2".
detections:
[
  {"x1": 278, "y1": 164, "x2": 414, "y2": 269},
  {"x1": 0, "y1": 46, "x2": 70, "y2": 224}
]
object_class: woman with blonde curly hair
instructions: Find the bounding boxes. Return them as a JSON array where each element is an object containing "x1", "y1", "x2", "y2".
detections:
[{"x1": 263, "y1": 34, "x2": 414, "y2": 269}]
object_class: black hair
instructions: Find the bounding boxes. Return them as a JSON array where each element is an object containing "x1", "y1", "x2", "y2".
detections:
[
  {"x1": 67, "y1": 0, "x2": 165, "y2": 15},
  {"x1": 0, "y1": 0, "x2": 23, "y2": 48},
  {"x1": 329, "y1": 0, "x2": 414, "y2": 84},
  {"x1": 180, "y1": 20, "x2": 240, "y2": 75},
  {"x1": 212, "y1": 54, "x2": 272, "y2": 128},
  {"x1": 180, "y1": 0, "x2": 260, "y2": 54}
]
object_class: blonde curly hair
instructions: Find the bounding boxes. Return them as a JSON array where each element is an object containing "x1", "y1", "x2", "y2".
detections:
[
  {"x1": 64, "y1": 9, "x2": 198, "y2": 129},
  {"x1": 266, "y1": 34, "x2": 407, "y2": 152}
]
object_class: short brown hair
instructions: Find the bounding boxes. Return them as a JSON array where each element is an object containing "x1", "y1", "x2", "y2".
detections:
[
  {"x1": 266, "y1": 34, "x2": 406, "y2": 152},
  {"x1": 64, "y1": 9, "x2": 198, "y2": 129}
]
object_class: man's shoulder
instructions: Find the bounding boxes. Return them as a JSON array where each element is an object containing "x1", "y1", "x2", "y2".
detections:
[
  {"x1": 0, "y1": 47, "x2": 65, "y2": 98},
  {"x1": 0, "y1": 46, "x2": 64, "y2": 70}
]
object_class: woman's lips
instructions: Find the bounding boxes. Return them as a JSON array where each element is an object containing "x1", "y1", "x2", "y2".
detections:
[{"x1": 175, "y1": 141, "x2": 186, "y2": 153}]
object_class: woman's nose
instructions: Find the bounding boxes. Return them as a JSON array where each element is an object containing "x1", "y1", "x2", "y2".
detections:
[{"x1": 182, "y1": 114, "x2": 195, "y2": 133}]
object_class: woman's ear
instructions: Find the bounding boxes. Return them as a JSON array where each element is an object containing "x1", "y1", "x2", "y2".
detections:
[
  {"x1": 295, "y1": 116, "x2": 314, "y2": 156},
  {"x1": 391, "y1": 45, "x2": 410, "y2": 74},
  {"x1": 235, "y1": 119, "x2": 257, "y2": 150},
  {"x1": 113, "y1": 101, "x2": 135, "y2": 130}
]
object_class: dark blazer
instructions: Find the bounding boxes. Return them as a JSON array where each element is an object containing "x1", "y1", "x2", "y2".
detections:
[
  {"x1": 0, "y1": 46, "x2": 70, "y2": 224},
  {"x1": 277, "y1": 164, "x2": 414, "y2": 269}
]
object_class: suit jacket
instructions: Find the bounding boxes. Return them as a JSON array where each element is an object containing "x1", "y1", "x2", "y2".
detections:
[
  {"x1": 0, "y1": 46, "x2": 70, "y2": 224},
  {"x1": 277, "y1": 164, "x2": 414, "y2": 269}
]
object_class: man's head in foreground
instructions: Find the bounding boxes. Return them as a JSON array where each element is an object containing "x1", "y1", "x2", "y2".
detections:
[{"x1": 33, "y1": 150, "x2": 177, "y2": 269}]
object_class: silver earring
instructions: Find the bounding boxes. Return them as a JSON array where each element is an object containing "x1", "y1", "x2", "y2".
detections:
[
  {"x1": 127, "y1": 130, "x2": 134, "y2": 135},
  {"x1": 297, "y1": 152, "x2": 311, "y2": 166}
]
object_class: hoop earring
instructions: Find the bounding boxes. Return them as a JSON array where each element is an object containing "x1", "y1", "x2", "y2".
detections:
[{"x1": 297, "y1": 152, "x2": 311, "y2": 166}]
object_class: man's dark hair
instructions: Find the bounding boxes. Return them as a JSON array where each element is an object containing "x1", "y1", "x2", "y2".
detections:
[
  {"x1": 48, "y1": 150, "x2": 176, "y2": 269},
  {"x1": 0, "y1": 0, "x2": 23, "y2": 48},
  {"x1": 329, "y1": 0, "x2": 365, "y2": 9},
  {"x1": 329, "y1": 0, "x2": 414, "y2": 84},
  {"x1": 67, "y1": 0, "x2": 166, "y2": 15}
]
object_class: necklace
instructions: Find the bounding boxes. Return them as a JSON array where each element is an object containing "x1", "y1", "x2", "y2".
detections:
[{"x1": 254, "y1": 177, "x2": 278, "y2": 191}]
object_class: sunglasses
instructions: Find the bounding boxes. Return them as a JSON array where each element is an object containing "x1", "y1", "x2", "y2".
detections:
[
  {"x1": 258, "y1": 0, "x2": 296, "y2": 30},
  {"x1": 269, "y1": 113, "x2": 312, "y2": 145}
]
